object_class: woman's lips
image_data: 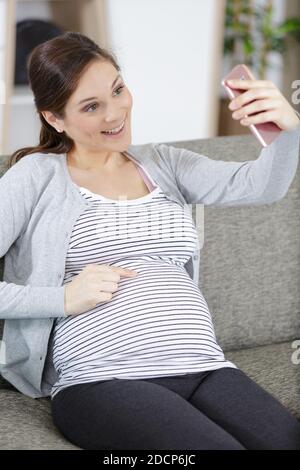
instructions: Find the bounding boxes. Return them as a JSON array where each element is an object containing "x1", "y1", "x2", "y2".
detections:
[{"x1": 101, "y1": 119, "x2": 126, "y2": 139}]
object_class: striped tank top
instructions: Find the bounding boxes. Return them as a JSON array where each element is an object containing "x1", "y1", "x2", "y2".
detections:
[{"x1": 50, "y1": 159, "x2": 237, "y2": 398}]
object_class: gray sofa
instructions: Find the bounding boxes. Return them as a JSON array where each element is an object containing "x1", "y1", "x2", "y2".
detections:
[{"x1": 0, "y1": 134, "x2": 299, "y2": 450}]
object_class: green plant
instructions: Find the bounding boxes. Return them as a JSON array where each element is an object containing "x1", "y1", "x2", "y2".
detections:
[{"x1": 224, "y1": 0, "x2": 300, "y2": 79}]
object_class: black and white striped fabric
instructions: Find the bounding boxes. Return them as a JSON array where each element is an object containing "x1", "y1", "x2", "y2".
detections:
[{"x1": 51, "y1": 164, "x2": 237, "y2": 398}]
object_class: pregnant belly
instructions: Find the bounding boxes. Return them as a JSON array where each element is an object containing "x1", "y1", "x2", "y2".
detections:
[{"x1": 54, "y1": 260, "x2": 223, "y2": 365}]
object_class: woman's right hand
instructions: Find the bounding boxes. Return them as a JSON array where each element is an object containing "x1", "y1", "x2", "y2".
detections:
[{"x1": 64, "y1": 264, "x2": 138, "y2": 316}]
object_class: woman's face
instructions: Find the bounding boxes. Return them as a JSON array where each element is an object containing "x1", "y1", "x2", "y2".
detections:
[{"x1": 46, "y1": 59, "x2": 133, "y2": 155}]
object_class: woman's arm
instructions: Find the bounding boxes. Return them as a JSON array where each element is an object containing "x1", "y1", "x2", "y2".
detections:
[
  {"x1": 156, "y1": 75, "x2": 300, "y2": 206},
  {"x1": 155, "y1": 123, "x2": 300, "y2": 206},
  {"x1": 0, "y1": 282, "x2": 66, "y2": 319},
  {"x1": 0, "y1": 156, "x2": 67, "y2": 319}
]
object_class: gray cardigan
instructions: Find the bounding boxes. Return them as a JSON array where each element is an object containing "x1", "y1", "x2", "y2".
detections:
[{"x1": 0, "y1": 124, "x2": 299, "y2": 398}]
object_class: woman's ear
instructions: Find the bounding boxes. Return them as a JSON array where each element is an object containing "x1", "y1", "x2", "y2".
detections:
[{"x1": 41, "y1": 110, "x2": 63, "y2": 133}]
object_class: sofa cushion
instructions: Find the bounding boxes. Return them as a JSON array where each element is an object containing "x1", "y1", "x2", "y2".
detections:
[
  {"x1": 226, "y1": 340, "x2": 300, "y2": 420},
  {"x1": 0, "y1": 390, "x2": 80, "y2": 450}
]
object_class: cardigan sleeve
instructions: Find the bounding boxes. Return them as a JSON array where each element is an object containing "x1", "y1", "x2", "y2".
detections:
[
  {"x1": 155, "y1": 124, "x2": 300, "y2": 206},
  {"x1": 0, "y1": 282, "x2": 67, "y2": 319},
  {"x1": 0, "y1": 155, "x2": 39, "y2": 257},
  {"x1": 0, "y1": 156, "x2": 67, "y2": 319}
]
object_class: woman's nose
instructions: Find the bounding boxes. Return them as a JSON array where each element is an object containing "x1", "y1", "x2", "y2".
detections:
[{"x1": 104, "y1": 107, "x2": 122, "y2": 123}]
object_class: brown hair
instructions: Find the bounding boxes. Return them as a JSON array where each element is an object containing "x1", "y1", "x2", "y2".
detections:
[{"x1": 5, "y1": 31, "x2": 121, "y2": 170}]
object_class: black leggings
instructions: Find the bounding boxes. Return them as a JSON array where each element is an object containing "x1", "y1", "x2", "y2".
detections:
[{"x1": 51, "y1": 367, "x2": 300, "y2": 450}]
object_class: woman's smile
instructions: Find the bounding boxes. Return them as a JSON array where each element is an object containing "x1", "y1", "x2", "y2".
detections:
[{"x1": 101, "y1": 118, "x2": 126, "y2": 139}]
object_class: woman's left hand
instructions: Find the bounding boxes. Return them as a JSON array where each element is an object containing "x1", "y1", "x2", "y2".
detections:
[{"x1": 227, "y1": 75, "x2": 300, "y2": 132}]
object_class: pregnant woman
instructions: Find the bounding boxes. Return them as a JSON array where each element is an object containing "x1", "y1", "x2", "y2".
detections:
[{"x1": 1, "y1": 32, "x2": 300, "y2": 450}]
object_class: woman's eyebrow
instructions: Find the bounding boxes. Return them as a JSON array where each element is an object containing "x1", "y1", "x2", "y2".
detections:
[{"x1": 77, "y1": 74, "x2": 122, "y2": 105}]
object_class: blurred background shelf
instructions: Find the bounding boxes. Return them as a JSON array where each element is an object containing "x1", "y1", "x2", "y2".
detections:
[
  {"x1": 11, "y1": 85, "x2": 33, "y2": 105},
  {"x1": 1, "y1": 0, "x2": 107, "y2": 154}
]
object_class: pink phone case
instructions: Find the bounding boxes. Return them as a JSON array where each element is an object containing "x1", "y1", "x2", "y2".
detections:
[{"x1": 221, "y1": 64, "x2": 282, "y2": 147}]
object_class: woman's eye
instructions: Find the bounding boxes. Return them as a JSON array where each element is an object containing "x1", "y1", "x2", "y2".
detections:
[
  {"x1": 86, "y1": 103, "x2": 98, "y2": 112},
  {"x1": 85, "y1": 85, "x2": 125, "y2": 112},
  {"x1": 114, "y1": 84, "x2": 125, "y2": 95}
]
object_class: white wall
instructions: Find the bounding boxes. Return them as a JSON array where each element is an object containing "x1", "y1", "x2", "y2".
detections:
[{"x1": 105, "y1": 0, "x2": 225, "y2": 144}]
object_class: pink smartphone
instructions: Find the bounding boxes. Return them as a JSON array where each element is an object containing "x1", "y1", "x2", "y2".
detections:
[{"x1": 221, "y1": 64, "x2": 282, "y2": 147}]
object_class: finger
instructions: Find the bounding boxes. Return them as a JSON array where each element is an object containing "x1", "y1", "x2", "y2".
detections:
[
  {"x1": 240, "y1": 109, "x2": 279, "y2": 126},
  {"x1": 226, "y1": 79, "x2": 275, "y2": 89},
  {"x1": 98, "y1": 280, "x2": 119, "y2": 293},
  {"x1": 112, "y1": 266, "x2": 138, "y2": 277},
  {"x1": 87, "y1": 263, "x2": 111, "y2": 271},
  {"x1": 93, "y1": 264, "x2": 137, "y2": 277},
  {"x1": 232, "y1": 99, "x2": 282, "y2": 121},
  {"x1": 229, "y1": 87, "x2": 278, "y2": 110},
  {"x1": 96, "y1": 271, "x2": 122, "y2": 282}
]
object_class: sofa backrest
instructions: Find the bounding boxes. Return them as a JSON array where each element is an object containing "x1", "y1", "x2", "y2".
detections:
[{"x1": 0, "y1": 136, "x2": 299, "y2": 352}]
